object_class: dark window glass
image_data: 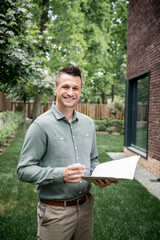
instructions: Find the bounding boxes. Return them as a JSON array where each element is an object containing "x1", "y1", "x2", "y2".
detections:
[
  {"x1": 125, "y1": 71, "x2": 149, "y2": 157},
  {"x1": 133, "y1": 77, "x2": 148, "y2": 150}
]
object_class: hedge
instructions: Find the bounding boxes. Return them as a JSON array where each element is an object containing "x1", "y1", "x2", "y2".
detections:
[
  {"x1": 94, "y1": 118, "x2": 124, "y2": 134},
  {"x1": 0, "y1": 111, "x2": 23, "y2": 147}
]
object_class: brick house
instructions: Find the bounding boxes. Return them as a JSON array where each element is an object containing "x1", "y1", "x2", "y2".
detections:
[{"x1": 124, "y1": 0, "x2": 160, "y2": 176}]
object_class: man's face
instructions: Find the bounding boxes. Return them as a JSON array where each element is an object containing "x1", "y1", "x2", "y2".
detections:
[{"x1": 55, "y1": 73, "x2": 81, "y2": 111}]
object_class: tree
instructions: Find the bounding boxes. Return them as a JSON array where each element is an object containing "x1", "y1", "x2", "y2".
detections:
[
  {"x1": 109, "y1": 0, "x2": 129, "y2": 100},
  {"x1": 32, "y1": 0, "x2": 50, "y2": 120},
  {"x1": 0, "y1": 0, "x2": 54, "y2": 136},
  {"x1": 80, "y1": 0, "x2": 128, "y2": 103},
  {"x1": 0, "y1": 0, "x2": 129, "y2": 117},
  {"x1": 0, "y1": 0, "x2": 40, "y2": 86}
]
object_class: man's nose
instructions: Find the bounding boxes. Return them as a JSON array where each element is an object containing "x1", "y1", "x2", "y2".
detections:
[{"x1": 67, "y1": 88, "x2": 73, "y2": 95}]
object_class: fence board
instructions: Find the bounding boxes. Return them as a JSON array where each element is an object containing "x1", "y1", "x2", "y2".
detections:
[{"x1": 11, "y1": 102, "x2": 124, "y2": 120}]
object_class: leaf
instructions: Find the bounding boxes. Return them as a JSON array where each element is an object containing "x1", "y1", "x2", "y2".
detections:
[
  {"x1": 0, "y1": 21, "x2": 7, "y2": 25},
  {"x1": 6, "y1": 30, "x2": 15, "y2": 37},
  {"x1": 0, "y1": 14, "x2": 5, "y2": 18},
  {"x1": 0, "y1": 40, "x2": 5, "y2": 44},
  {"x1": 18, "y1": 7, "x2": 27, "y2": 14}
]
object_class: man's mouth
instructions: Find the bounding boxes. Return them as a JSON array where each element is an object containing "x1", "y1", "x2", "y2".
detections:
[{"x1": 64, "y1": 97, "x2": 75, "y2": 102}]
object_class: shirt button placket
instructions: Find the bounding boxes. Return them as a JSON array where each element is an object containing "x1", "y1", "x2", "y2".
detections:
[
  {"x1": 71, "y1": 124, "x2": 79, "y2": 163},
  {"x1": 71, "y1": 123, "x2": 82, "y2": 196}
]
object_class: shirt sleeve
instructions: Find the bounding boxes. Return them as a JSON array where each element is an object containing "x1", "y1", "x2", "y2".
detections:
[
  {"x1": 17, "y1": 122, "x2": 65, "y2": 185},
  {"x1": 90, "y1": 121, "x2": 100, "y2": 169}
]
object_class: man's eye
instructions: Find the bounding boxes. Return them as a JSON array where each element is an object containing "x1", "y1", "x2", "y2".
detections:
[{"x1": 73, "y1": 87, "x2": 79, "y2": 90}]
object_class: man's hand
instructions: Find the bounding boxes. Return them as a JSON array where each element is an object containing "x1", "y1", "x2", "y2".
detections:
[
  {"x1": 63, "y1": 163, "x2": 85, "y2": 183},
  {"x1": 94, "y1": 179, "x2": 119, "y2": 188}
]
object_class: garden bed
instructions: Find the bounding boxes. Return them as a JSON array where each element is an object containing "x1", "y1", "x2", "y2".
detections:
[{"x1": 0, "y1": 111, "x2": 23, "y2": 149}]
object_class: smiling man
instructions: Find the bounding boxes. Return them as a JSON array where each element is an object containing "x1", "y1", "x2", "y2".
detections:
[
  {"x1": 17, "y1": 66, "x2": 116, "y2": 240},
  {"x1": 55, "y1": 69, "x2": 82, "y2": 122}
]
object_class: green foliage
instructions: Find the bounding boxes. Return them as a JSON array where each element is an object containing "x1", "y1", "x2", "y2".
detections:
[
  {"x1": 95, "y1": 123, "x2": 106, "y2": 132},
  {"x1": 0, "y1": 111, "x2": 23, "y2": 147},
  {"x1": 0, "y1": 0, "x2": 42, "y2": 86},
  {"x1": 113, "y1": 95, "x2": 125, "y2": 112},
  {"x1": 95, "y1": 118, "x2": 124, "y2": 134},
  {"x1": 80, "y1": 0, "x2": 129, "y2": 102},
  {"x1": 106, "y1": 126, "x2": 116, "y2": 134},
  {"x1": 0, "y1": 0, "x2": 129, "y2": 104},
  {"x1": 0, "y1": 0, "x2": 53, "y2": 103}
]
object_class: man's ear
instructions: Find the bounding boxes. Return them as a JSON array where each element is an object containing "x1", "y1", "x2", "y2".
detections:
[{"x1": 54, "y1": 85, "x2": 57, "y2": 94}]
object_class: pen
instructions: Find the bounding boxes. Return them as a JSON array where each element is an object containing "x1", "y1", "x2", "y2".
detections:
[{"x1": 85, "y1": 167, "x2": 94, "y2": 171}]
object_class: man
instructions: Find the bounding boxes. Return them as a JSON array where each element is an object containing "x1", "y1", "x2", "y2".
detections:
[{"x1": 17, "y1": 65, "x2": 118, "y2": 240}]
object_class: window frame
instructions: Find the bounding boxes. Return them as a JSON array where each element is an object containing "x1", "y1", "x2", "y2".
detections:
[{"x1": 124, "y1": 71, "x2": 150, "y2": 158}]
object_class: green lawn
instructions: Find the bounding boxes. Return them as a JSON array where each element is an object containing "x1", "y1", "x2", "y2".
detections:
[{"x1": 0, "y1": 128, "x2": 160, "y2": 240}]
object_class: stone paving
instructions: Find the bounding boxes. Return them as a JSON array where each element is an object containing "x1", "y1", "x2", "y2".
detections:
[{"x1": 107, "y1": 152, "x2": 160, "y2": 200}]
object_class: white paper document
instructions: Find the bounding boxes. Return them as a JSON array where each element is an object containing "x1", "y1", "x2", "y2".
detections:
[{"x1": 83, "y1": 155, "x2": 140, "y2": 183}]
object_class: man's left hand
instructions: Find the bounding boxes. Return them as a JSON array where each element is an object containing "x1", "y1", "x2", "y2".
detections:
[{"x1": 94, "y1": 179, "x2": 119, "y2": 188}]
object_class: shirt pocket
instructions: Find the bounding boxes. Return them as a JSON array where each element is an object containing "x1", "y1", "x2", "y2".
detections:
[
  {"x1": 82, "y1": 133, "x2": 93, "y2": 155},
  {"x1": 52, "y1": 136, "x2": 73, "y2": 158}
]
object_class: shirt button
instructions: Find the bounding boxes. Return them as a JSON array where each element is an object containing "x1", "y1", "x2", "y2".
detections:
[
  {"x1": 77, "y1": 157, "x2": 79, "y2": 160},
  {"x1": 79, "y1": 191, "x2": 81, "y2": 194}
]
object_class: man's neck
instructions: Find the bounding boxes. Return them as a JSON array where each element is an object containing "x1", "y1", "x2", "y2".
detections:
[{"x1": 56, "y1": 104, "x2": 74, "y2": 123}]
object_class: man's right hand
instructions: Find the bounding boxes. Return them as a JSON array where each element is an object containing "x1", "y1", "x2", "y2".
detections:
[{"x1": 63, "y1": 163, "x2": 85, "y2": 183}]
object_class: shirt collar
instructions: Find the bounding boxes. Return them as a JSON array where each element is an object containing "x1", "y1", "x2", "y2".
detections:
[{"x1": 51, "y1": 103, "x2": 78, "y2": 122}]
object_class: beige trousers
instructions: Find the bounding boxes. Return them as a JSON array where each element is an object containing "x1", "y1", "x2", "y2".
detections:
[{"x1": 37, "y1": 194, "x2": 94, "y2": 240}]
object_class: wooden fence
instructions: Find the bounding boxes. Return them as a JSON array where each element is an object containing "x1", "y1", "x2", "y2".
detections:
[{"x1": 11, "y1": 101, "x2": 124, "y2": 120}]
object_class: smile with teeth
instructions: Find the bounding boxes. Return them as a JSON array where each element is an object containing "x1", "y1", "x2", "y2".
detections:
[{"x1": 64, "y1": 97, "x2": 75, "y2": 102}]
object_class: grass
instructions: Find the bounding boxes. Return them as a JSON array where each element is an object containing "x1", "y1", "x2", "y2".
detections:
[
  {"x1": 93, "y1": 133, "x2": 160, "y2": 240},
  {"x1": 0, "y1": 128, "x2": 160, "y2": 239},
  {"x1": 96, "y1": 133, "x2": 124, "y2": 155},
  {"x1": 0, "y1": 126, "x2": 37, "y2": 240}
]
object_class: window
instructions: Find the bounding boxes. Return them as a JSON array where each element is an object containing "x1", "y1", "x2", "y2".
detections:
[{"x1": 124, "y1": 71, "x2": 150, "y2": 158}]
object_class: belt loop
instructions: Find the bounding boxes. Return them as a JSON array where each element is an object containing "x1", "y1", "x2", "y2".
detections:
[{"x1": 64, "y1": 200, "x2": 66, "y2": 208}]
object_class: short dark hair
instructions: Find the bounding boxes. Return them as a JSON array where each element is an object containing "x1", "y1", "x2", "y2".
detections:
[{"x1": 56, "y1": 65, "x2": 82, "y2": 86}]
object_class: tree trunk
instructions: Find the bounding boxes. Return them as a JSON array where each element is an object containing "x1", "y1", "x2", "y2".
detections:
[
  {"x1": 40, "y1": 0, "x2": 49, "y2": 33},
  {"x1": 101, "y1": 93, "x2": 105, "y2": 104},
  {"x1": 32, "y1": 95, "x2": 41, "y2": 121},
  {"x1": 32, "y1": 0, "x2": 49, "y2": 121}
]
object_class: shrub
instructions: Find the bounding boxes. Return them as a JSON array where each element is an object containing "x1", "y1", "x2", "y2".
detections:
[
  {"x1": 95, "y1": 123, "x2": 107, "y2": 131},
  {"x1": 0, "y1": 111, "x2": 23, "y2": 147},
  {"x1": 109, "y1": 119, "x2": 124, "y2": 132},
  {"x1": 94, "y1": 118, "x2": 124, "y2": 134},
  {"x1": 106, "y1": 126, "x2": 116, "y2": 134}
]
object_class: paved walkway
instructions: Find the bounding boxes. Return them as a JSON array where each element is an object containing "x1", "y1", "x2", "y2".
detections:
[{"x1": 107, "y1": 152, "x2": 160, "y2": 200}]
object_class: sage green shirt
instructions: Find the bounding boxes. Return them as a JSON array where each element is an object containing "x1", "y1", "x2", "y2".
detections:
[{"x1": 17, "y1": 104, "x2": 99, "y2": 200}]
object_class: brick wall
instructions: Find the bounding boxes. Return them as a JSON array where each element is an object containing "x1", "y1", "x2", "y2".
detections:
[{"x1": 126, "y1": 0, "x2": 160, "y2": 174}]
